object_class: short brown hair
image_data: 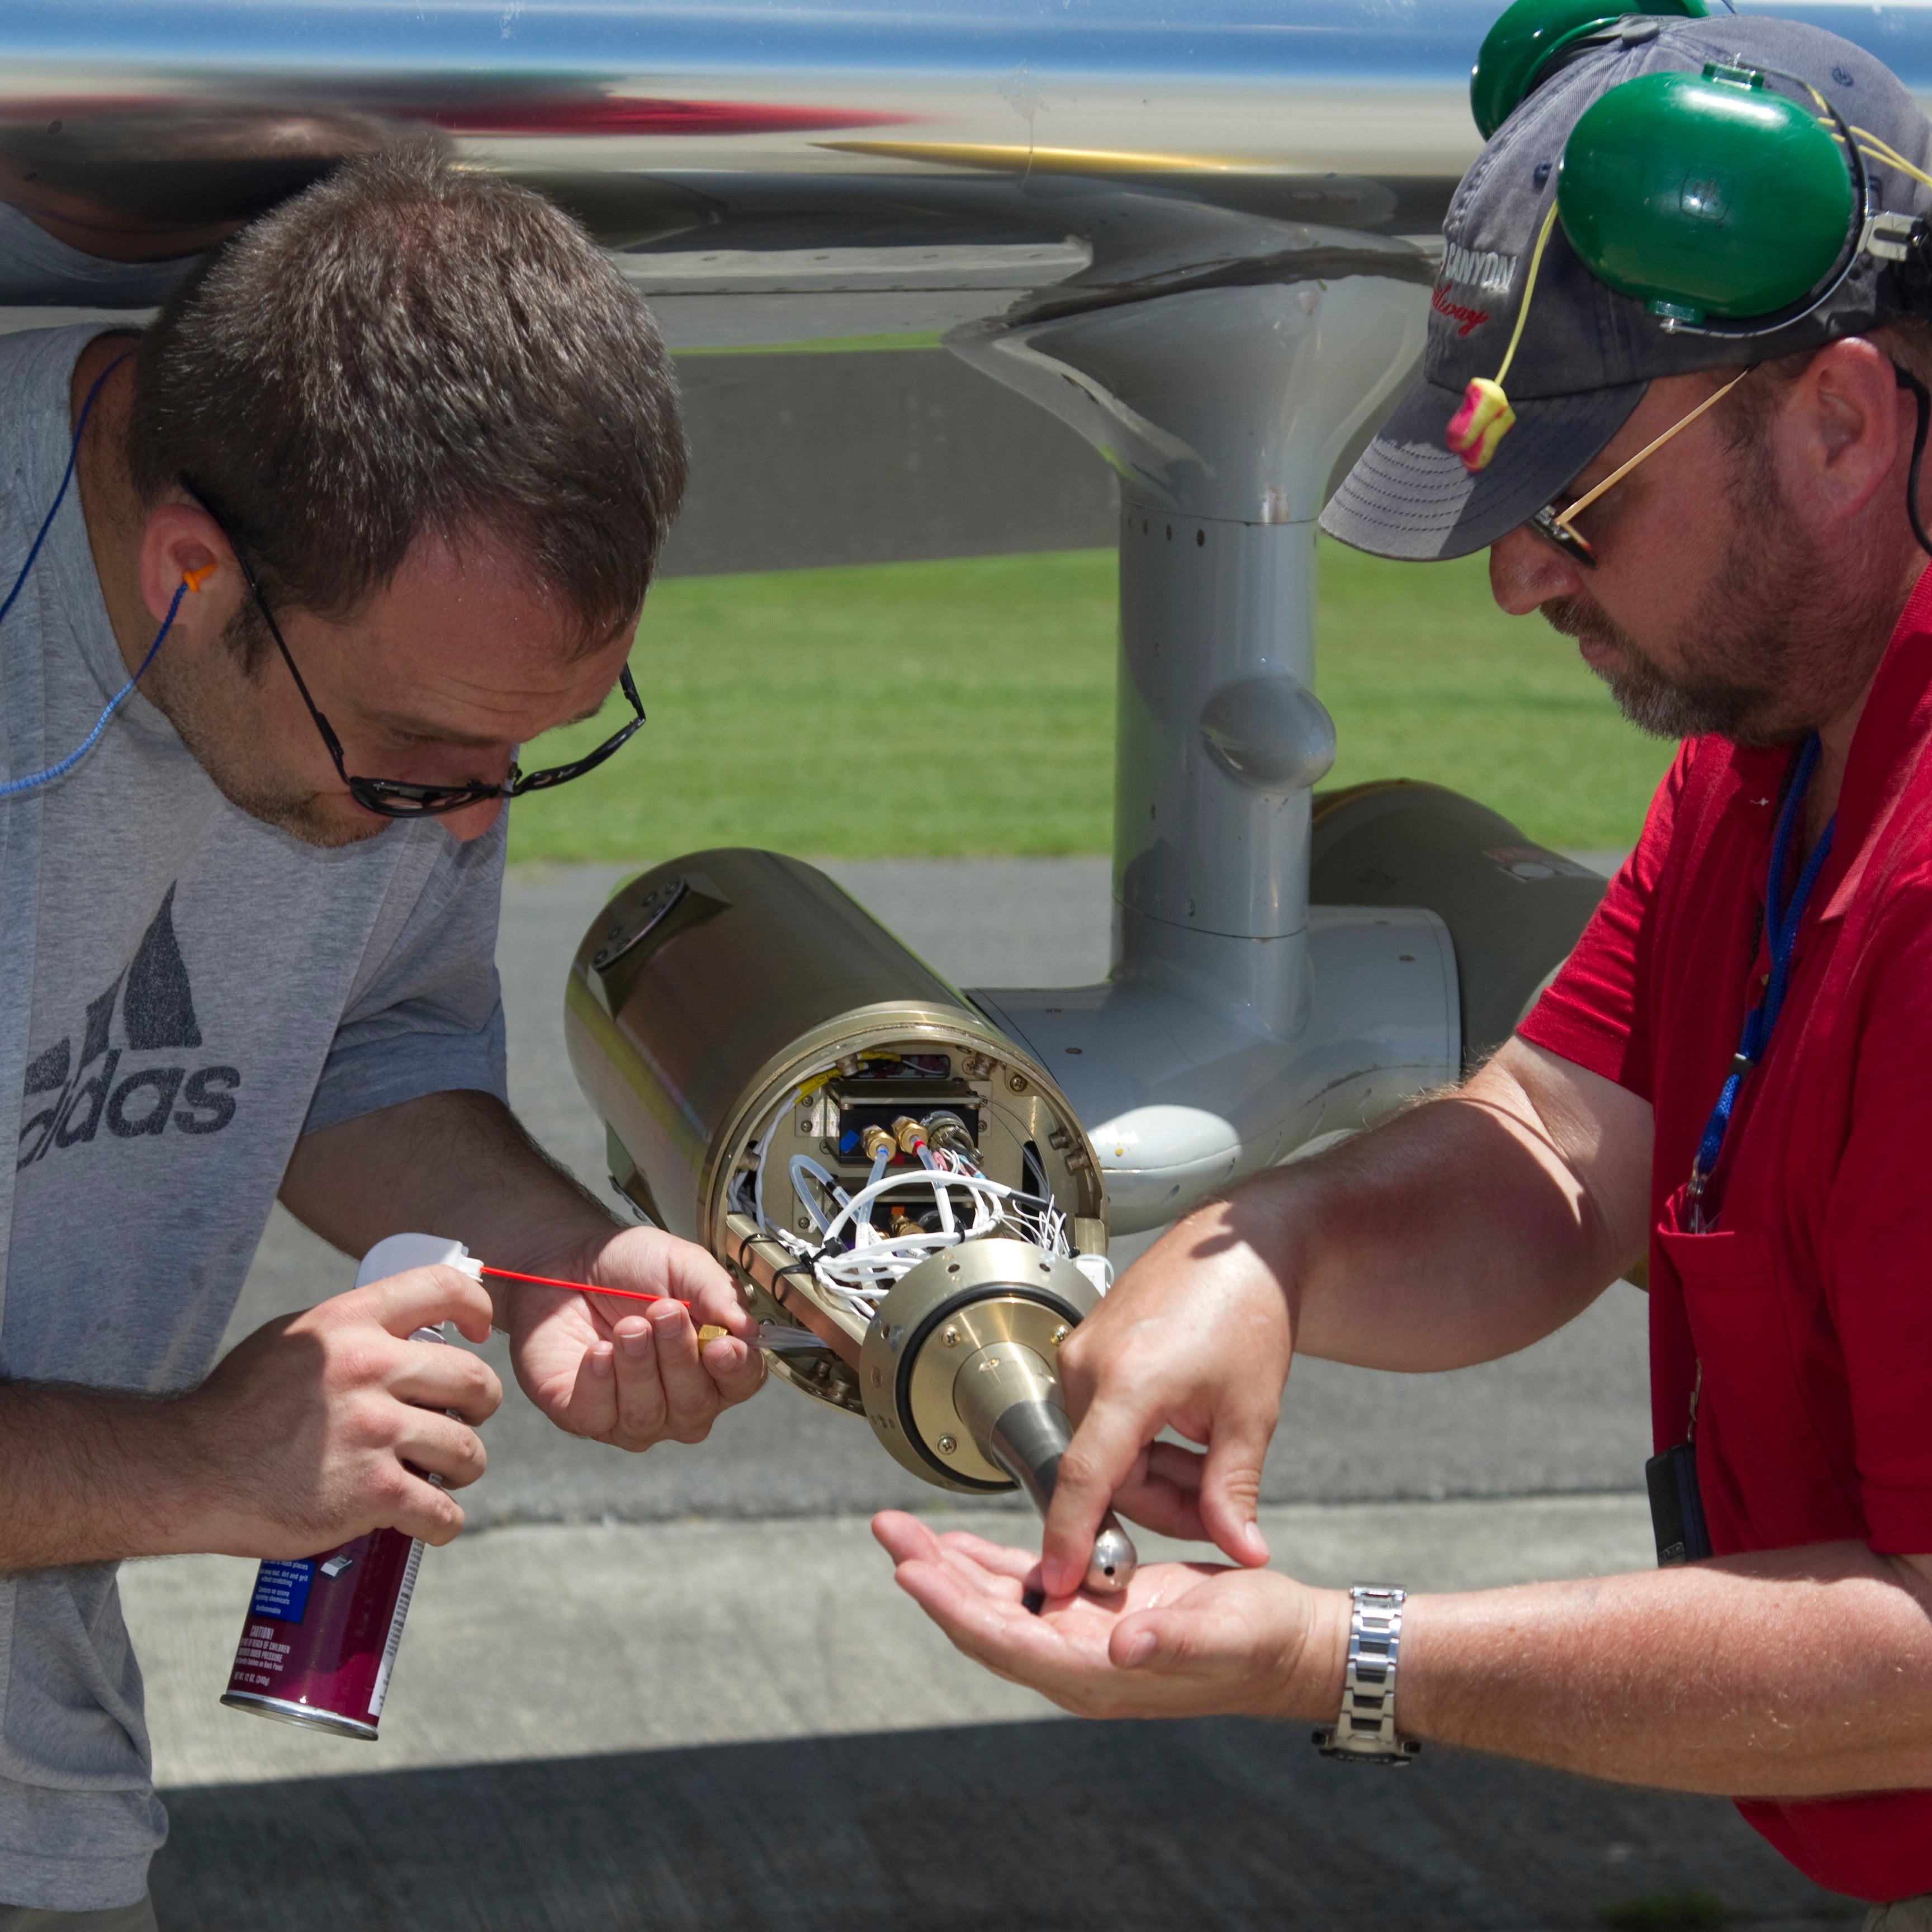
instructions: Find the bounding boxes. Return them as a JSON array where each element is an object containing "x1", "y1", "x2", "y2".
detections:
[{"x1": 127, "y1": 143, "x2": 686, "y2": 656}]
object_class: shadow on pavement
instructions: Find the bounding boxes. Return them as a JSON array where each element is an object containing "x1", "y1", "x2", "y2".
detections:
[{"x1": 152, "y1": 1717, "x2": 1854, "y2": 1931}]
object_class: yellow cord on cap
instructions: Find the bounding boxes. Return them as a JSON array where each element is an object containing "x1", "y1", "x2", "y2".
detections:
[
  {"x1": 1446, "y1": 202, "x2": 1560, "y2": 472},
  {"x1": 1853, "y1": 126, "x2": 1932, "y2": 193},
  {"x1": 1494, "y1": 202, "x2": 1560, "y2": 391}
]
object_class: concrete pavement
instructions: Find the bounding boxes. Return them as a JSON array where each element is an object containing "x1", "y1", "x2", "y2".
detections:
[
  {"x1": 127, "y1": 1500, "x2": 1853, "y2": 1931},
  {"x1": 125, "y1": 856, "x2": 1849, "y2": 1931}
]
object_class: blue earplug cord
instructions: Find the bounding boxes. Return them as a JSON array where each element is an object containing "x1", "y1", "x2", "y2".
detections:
[{"x1": 0, "y1": 352, "x2": 201, "y2": 802}]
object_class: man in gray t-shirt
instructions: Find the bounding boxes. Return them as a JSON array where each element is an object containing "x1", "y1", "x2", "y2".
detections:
[{"x1": 0, "y1": 148, "x2": 765, "y2": 1922}]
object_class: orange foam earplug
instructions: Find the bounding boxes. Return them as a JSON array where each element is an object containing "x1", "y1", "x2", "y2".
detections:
[
  {"x1": 183, "y1": 563, "x2": 217, "y2": 593},
  {"x1": 1445, "y1": 377, "x2": 1516, "y2": 472}
]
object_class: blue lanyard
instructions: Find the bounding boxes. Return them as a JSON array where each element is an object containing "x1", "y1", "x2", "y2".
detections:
[
  {"x1": 0, "y1": 350, "x2": 188, "y2": 804},
  {"x1": 1687, "y1": 732, "x2": 1835, "y2": 1219}
]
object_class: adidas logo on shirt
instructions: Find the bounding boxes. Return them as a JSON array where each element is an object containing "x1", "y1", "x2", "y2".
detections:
[{"x1": 17, "y1": 884, "x2": 239, "y2": 1168}]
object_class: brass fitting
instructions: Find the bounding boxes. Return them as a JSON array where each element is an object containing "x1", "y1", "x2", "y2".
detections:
[
  {"x1": 891, "y1": 1115, "x2": 928, "y2": 1156},
  {"x1": 861, "y1": 1124, "x2": 896, "y2": 1162}
]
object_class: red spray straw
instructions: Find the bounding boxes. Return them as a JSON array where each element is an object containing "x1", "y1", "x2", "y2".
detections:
[
  {"x1": 473, "y1": 1266, "x2": 818, "y2": 1352},
  {"x1": 477, "y1": 1263, "x2": 684, "y2": 1306},
  {"x1": 476, "y1": 1264, "x2": 760, "y2": 1346}
]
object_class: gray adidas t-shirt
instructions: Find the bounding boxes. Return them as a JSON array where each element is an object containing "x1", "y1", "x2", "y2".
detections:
[{"x1": 0, "y1": 326, "x2": 510, "y2": 1911}]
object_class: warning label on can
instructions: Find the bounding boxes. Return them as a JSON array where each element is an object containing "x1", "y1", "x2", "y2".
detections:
[{"x1": 248, "y1": 1559, "x2": 314, "y2": 1623}]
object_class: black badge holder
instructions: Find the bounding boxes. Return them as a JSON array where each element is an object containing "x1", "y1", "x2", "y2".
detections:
[
  {"x1": 1646, "y1": 1367, "x2": 1711, "y2": 1566},
  {"x1": 1646, "y1": 1442, "x2": 1712, "y2": 1565}
]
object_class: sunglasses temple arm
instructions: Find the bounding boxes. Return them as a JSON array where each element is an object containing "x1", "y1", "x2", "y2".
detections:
[
  {"x1": 262, "y1": 611, "x2": 352, "y2": 770},
  {"x1": 1553, "y1": 368, "x2": 1751, "y2": 536},
  {"x1": 209, "y1": 519, "x2": 355, "y2": 775}
]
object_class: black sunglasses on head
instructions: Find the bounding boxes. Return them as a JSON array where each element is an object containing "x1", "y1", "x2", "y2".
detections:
[{"x1": 180, "y1": 478, "x2": 647, "y2": 820}]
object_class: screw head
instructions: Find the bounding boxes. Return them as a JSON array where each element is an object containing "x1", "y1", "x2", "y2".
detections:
[
  {"x1": 1050, "y1": 1325, "x2": 1069, "y2": 1346},
  {"x1": 796, "y1": 1216, "x2": 811, "y2": 1232},
  {"x1": 937, "y1": 1434, "x2": 958, "y2": 1455},
  {"x1": 1007, "y1": 1072, "x2": 1029, "y2": 1093},
  {"x1": 941, "y1": 1326, "x2": 961, "y2": 1347}
]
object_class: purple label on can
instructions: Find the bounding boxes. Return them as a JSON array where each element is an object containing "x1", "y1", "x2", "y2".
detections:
[{"x1": 249, "y1": 1559, "x2": 314, "y2": 1623}]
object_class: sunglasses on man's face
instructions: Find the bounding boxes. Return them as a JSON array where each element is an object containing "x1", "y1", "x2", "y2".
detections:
[{"x1": 182, "y1": 480, "x2": 647, "y2": 819}]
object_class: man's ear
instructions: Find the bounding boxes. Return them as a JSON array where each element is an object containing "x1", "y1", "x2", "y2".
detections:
[
  {"x1": 1789, "y1": 336, "x2": 1910, "y2": 525},
  {"x1": 136, "y1": 500, "x2": 230, "y2": 625}
]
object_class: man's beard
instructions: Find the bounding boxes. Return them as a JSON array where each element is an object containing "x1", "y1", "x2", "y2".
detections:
[
  {"x1": 141, "y1": 607, "x2": 389, "y2": 850},
  {"x1": 1541, "y1": 594, "x2": 1779, "y2": 742},
  {"x1": 1540, "y1": 444, "x2": 1895, "y2": 747}
]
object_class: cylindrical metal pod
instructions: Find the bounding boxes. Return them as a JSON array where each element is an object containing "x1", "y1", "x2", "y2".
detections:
[
  {"x1": 566, "y1": 850, "x2": 1105, "y2": 1246},
  {"x1": 857, "y1": 1239, "x2": 1137, "y2": 1592},
  {"x1": 565, "y1": 850, "x2": 1108, "y2": 1418}
]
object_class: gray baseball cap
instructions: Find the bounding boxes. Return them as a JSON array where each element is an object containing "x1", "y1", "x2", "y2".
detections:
[{"x1": 1321, "y1": 13, "x2": 1932, "y2": 562}]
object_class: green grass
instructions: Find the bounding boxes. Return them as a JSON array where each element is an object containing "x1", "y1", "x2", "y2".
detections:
[{"x1": 505, "y1": 540, "x2": 1674, "y2": 866}]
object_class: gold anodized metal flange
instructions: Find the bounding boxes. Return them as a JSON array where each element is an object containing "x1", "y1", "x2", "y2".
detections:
[{"x1": 856, "y1": 1238, "x2": 1098, "y2": 1493}]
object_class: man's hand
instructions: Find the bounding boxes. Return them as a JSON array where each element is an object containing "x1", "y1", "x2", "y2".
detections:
[
  {"x1": 1039, "y1": 1041, "x2": 1652, "y2": 1598},
  {"x1": 873, "y1": 1511, "x2": 1346, "y2": 1722},
  {"x1": 181, "y1": 1263, "x2": 501, "y2": 1556},
  {"x1": 505, "y1": 1224, "x2": 766, "y2": 1451},
  {"x1": 283, "y1": 1092, "x2": 768, "y2": 1454},
  {"x1": 1041, "y1": 1206, "x2": 1293, "y2": 1595}
]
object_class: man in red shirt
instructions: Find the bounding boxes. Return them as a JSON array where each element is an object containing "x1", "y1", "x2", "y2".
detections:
[{"x1": 874, "y1": 10, "x2": 1932, "y2": 1919}]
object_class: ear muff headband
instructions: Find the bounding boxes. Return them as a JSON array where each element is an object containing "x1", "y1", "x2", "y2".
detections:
[{"x1": 1448, "y1": 42, "x2": 1872, "y2": 470}]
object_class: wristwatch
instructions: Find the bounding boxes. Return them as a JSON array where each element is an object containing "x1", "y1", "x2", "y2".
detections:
[{"x1": 1313, "y1": 1584, "x2": 1420, "y2": 1765}]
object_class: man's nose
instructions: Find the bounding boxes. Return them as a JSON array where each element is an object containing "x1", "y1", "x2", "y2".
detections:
[{"x1": 1489, "y1": 524, "x2": 1587, "y2": 615}]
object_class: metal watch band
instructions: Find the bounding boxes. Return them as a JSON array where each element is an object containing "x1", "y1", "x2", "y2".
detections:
[{"x1": 1314, "y1": 1584, "x2": 1420, "y2": 1765}]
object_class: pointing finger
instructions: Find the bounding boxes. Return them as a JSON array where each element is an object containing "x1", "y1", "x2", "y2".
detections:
[{"x1": 1039, "y1": 1398, "x2": 1157, "y2": 1598}]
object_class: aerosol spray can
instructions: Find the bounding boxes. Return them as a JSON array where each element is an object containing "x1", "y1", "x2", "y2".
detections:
[{"x1": 221, "y1": 1232, "x2": 479, "y2": 1740}]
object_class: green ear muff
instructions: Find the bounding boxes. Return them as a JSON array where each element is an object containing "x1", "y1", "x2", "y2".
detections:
[
  {"x1": 1556, "y1": 65, "x2": 1856, "y2": 321},
  {"x1": 1471, "y1": 0, "x2": 1708, "y2": 140}
]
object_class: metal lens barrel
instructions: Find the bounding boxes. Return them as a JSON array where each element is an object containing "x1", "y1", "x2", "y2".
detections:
[{"x1": 857, "y1": 1240, "x2": 1138, "y2": 1593}]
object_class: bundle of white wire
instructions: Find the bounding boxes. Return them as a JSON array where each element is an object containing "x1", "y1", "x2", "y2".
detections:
[{"x1": 757, "y1": 1129, "x2": 1098, "y2": 1322}]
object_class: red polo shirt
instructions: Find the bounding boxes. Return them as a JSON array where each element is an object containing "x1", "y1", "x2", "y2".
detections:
[{"x1": 1519, "y1": 568, "x2": 1932, "y2": 1902}]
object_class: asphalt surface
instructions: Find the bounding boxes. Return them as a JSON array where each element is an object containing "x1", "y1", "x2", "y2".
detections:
[{"x1": 127, "y1": 856, "x2": 1848, "y2": 1932}]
